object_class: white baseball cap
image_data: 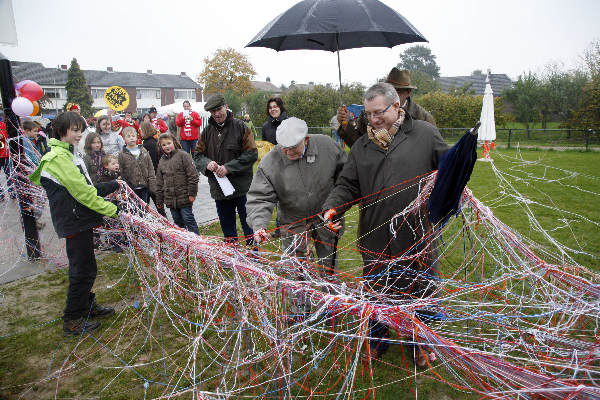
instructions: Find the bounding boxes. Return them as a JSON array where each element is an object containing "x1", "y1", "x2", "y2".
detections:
[{"x1": 276, "y1": 117, "x2": 308, "y2": 147}]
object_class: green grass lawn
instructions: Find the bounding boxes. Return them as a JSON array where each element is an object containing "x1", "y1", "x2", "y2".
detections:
[{"x1": 1, "y1": 148, "x2": 598, "y2": 399}]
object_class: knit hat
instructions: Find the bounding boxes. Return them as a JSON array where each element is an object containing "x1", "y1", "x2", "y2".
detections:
[{"x1": 276, "y1": 117, "x2": 308, "y2": 147}]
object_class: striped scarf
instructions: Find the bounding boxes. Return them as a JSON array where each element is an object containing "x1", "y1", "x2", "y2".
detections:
[{"x1": 183, "y1": 111, "x2": 192, "y2": 137}]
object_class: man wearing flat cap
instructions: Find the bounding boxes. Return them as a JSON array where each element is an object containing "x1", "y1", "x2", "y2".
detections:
[
  {"x1": 194, "y1": 94, "x2": 257, "y2": 244},
  {"x1": 246, "y1": 117, "x2": 347, "y2": 277},
  {"x1": 337, "y1": 68, "x2": 436, "y2": 147}
]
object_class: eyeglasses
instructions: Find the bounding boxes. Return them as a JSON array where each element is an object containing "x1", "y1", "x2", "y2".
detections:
[
  {"x1": 210, "y1": 105, "x2": 226, "y2": 114},
  {"x1": 365, "y1": 103, "x2": 393, "y2": 120}
]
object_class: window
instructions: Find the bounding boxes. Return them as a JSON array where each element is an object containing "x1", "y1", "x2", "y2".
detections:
[
  {"x1": 91, "y1": 88, "x2": 109, "y2": 99},
  {"x1": 174, "y1": 89, "x2": 195, "y2": 100},
  {"x1": 136, "y1": 89, "x2": 161, "y2": 99},
  {"x1": 42, "y1": 87, "x2": 66, "y2": 99}
]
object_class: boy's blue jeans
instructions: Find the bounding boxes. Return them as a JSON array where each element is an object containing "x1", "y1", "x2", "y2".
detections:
[
  {"x1": 170, "y1": 206, "x2": 199, "y2": 234},
  {"x1": 180, "y1": 139, "x2": 197, "y2": 155}
]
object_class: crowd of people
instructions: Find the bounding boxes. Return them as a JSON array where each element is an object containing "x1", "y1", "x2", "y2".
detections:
[{"x1": 17, "y1": 68, "x2": 449, "y2": 366}]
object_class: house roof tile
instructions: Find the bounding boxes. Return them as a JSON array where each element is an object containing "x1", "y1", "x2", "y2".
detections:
[
  {"x1": 10, "y1": 61, "x2": 200, "y2": 89},
  {"x1": 438, "y1": 73, "x2": 512, "y2": 96}
]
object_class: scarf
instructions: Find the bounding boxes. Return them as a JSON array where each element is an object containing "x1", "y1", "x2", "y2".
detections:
[
  {"x1": 366, "y1": 109, "x2": 406, "y2": 151},
  {"x1": 183, "y1": 111, "x2": 192, "y2": 137}
]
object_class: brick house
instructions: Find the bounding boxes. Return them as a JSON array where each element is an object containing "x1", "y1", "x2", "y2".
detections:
[{"x1": 10, "y1": 61, "x2": 203, "y2": 115}]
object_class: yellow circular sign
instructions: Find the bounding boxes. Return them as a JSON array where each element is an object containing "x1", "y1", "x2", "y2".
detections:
[{"x1": 104, "y1": 86, "x2": 130, "y2": 111}]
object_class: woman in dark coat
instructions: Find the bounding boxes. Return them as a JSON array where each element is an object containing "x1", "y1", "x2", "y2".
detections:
[{"x1": 261, "y1": 97, "x2": 288, "y2": 145}]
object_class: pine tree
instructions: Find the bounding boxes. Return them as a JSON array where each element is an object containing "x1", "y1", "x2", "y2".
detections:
[{"x1": 65, "y1": 58, "x2": 93, "y2": 117}]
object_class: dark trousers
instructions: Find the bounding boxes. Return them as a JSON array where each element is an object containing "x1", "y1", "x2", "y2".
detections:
[
  {"x1": 133, "y1": 187, "x2": 149, "y2": 203},
  {"x1": 170, "y1": 206, "x2": 199, "y2": 234},
  {"x1": 64, "y1": 228, "x2": 97, "y2": 320},
  {"x1": 214, "y1": 195, "x2": 253, "y2": 245},
  {"x1": 363, "y1": 257, "x2": 439, "y2": 356},
  {"x1": 180, "y1": 139, "x2": 197, "y2": 155}
]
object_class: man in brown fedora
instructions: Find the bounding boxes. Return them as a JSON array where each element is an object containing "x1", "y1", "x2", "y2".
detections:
[{"x1": 337, "y1": 68, "x2": 436, "y2": 147}]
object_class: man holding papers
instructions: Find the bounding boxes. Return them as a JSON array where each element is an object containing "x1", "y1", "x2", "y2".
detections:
[{"x1": 194, "y1": 94, "x2": 258, "y2": 245}]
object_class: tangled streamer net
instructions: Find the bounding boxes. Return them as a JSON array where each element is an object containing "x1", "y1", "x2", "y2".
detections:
[{"x1": 1, "y1": 131, "x2": 600, "y2": 399}]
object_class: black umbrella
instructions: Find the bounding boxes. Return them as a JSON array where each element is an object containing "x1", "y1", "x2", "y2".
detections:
[
  {"x1": 246, "y1": 0, "x2": 427, "y2": 104},
  {"x1": 427, "y1": 122, "x2": 481, "y2": 227}
]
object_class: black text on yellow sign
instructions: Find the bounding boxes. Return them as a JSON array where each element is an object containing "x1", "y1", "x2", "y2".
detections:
[{"x1": 104, "y1": 86, "x2": 130, "y2": 111}]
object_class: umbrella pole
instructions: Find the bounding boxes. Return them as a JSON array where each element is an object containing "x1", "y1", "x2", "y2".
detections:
[{"x1": 336, "y1": 33, "x2": 343, "y2": 106}]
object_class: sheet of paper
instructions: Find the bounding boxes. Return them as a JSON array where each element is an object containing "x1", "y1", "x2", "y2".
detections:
[{"x1": 213, "y1": 172, "x2": 235, "y2": 197}]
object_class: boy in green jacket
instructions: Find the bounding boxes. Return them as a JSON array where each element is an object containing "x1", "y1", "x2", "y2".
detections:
[{"x1": 30, "y1": 112, "x2": 121, "y2": 336}]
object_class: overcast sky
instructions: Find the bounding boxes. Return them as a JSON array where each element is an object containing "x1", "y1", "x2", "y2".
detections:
[{"x1": 1, "y1": 0, "x2": 599, "y2": 89}]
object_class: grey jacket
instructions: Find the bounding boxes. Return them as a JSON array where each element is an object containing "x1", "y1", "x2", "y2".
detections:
[
  {"x1": 99, "y1": 131, "x2": 125, "y2": 156},
  {"x1": 246, "y1": 134, "x2": 347, "y2": 230}
]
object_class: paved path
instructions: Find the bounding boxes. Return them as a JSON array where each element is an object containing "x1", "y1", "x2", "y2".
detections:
[{"x1": 0, "y1": 174, "x2": 217, "y2": 284}]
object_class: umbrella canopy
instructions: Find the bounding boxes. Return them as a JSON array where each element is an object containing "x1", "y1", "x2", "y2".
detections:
[
  {"x1": 246, "y1": 0, "x2": 427, "y2": 104},
  {"x1": 478, "y1": 72, "x2": 496, "y2": 142},
  {"x1": 427, "y1": 123, "x2": 480, "y2": 227},
  {"x1": 246, "y1": 0, "x2": 427, "y2": 51}
]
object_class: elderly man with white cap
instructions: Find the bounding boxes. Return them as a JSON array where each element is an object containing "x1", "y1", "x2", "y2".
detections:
[{"x1": 246, "y1": 117, "x2": 347, "y2": 277}]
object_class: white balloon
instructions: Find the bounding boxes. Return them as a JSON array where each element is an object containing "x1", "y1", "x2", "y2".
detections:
[{"x1": 11, "y1": 96, "x2": 34, "y2": 117}]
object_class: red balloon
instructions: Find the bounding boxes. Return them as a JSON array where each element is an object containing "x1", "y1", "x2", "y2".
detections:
[
  {"x1": 20, "y1": 81, "x2": 43, "y2": 102},
  {"x1": 14, "y1": 80, "x2": 32, "y2": 96}
]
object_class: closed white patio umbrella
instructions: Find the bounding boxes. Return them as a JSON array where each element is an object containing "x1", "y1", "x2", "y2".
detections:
[{"x1": 478, "y1": 71, "x2": 496, "y2": 161}]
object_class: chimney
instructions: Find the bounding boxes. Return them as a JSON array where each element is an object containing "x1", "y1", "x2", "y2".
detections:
[
  {"x1": 60, "y1": 64, "x2": 68, "y2": 70},
  {"x1": 107, "y1": 66, "x2": 113, "y2": 72},
  {"x1": 180, "y1": 72, "x2": 186, "y2": 76},
  {"x1": 147, "y1": 69, "x2": 152, "y2": 74}
]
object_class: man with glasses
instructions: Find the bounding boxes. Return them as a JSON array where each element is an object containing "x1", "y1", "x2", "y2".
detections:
[
  {"x1": 194, "y1": 94, "x2": 257, "y2": 245},
  {"x1": 323, "y1": 82, "x2": 447, "y2": 362},
  {"x1": 336, "y1": 68, "x2": 435, "y2": 148}
]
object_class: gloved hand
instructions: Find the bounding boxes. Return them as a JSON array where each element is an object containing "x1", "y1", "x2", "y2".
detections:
[
  {"x1": 253, "y1": 228, "x2": 270, "y2": 244},
  {"x1": 324, "y1": 208, "x2": 341, "y2": 232}
]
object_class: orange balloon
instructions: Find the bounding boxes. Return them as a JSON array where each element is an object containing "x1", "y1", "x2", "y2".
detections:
[{"x1": 30, "y1": 101, "x2": 39, "y2": 116}]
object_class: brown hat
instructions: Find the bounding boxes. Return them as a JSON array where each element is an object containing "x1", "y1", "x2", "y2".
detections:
[
  {"x1": 386, "y1": 68, "x2": 417, "y2": 90},
  {"x1": 204, "y1": 94, "x2": 226, "y2": 112}
]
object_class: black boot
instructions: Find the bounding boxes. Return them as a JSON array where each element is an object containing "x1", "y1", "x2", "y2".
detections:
[
  {"x1": 90, "y1": 302, "x2": 115, "y2": 318},
  {"x1": 63, "y1": 318, "x2": 101, "y2": 336}
]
